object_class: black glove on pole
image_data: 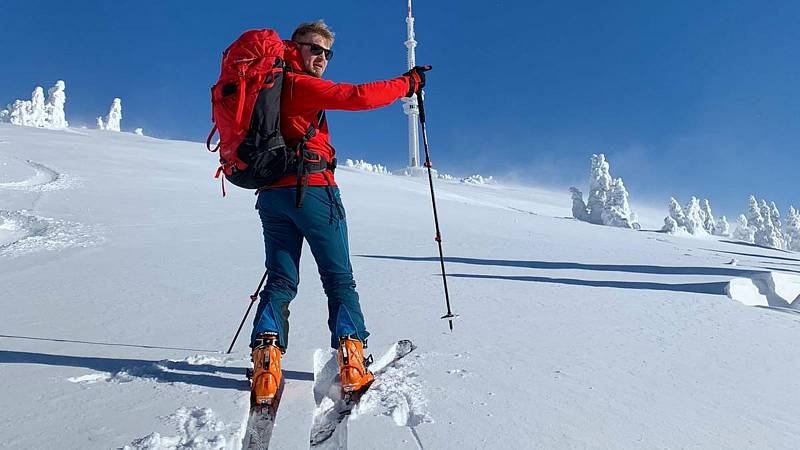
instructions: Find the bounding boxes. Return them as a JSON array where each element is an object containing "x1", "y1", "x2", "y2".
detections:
[
  {"x1": 226, "y1": 269, "x2": 268, "y2": 353},
  {"x1": 414, "y1": 71, "x2": 457, "y2": 331}
]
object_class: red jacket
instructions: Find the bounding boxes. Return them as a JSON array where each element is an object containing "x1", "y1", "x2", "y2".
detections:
[{"x1": 269, "y1": 41, "x2": 411, "y2": 188}]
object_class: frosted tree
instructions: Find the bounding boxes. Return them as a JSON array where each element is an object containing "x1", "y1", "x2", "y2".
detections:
[
  {"x1": 662, "y1": 197, "x2": 688, "y2": 234},
  {"x1": 601, "y1": 178, "x2": 636, "y2": 228},
  {"x1": 755, "y1": 201, "x2": 782, "y2": 249},
  {"x1": 586, "y1": 154, "x2": 611, "y2": 225},
  {"x1": 769, "y1": 201, "x2": 783, "y2": 245},
  {"x1": 733, "y1": 214, "x2": 754, "y2": 243},
  {"x1": 662, "y1": 216, "x2": 680, "y2": 234},
  {"x1": 7, "y1": 99, "x2": 33, "y2": 126},
  {"x1": 714, "y1": 216, "x2": 730, "y2": 237},
  {"x1": 701, "y1": 199, "x2": 716, "y2": 234},
  {"x1": 570, "y1": 153, "x2": 637, "y2": 228},
  {"x1": 29, "y1": 87, "x2": 47, "y2": 128},
  {"x1": 569, "y1": 187, "x2": 589, "y2": 222},
  {"x1": 45, "y1": 80, "x2": 67, "y2": 129},
  {"x1": 746, "y1": 195, "x2": 764, "y2": 232},
  {"x1": 1, "y1": 81, "x2": 67, "y2": 129},
  {"x1": 785, "y1": 207, "x2": 800, "y2": 251},
  {"x1": 683, "y1": 197, "x2": 706, "y2": 235},
  {"x1": 97, "y1": 98, "x2": 122, "y2": 131}
]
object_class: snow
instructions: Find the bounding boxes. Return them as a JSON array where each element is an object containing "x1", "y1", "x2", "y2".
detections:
[{"x1": 3, "y1": 124, "x2": 800, "y2": 449}]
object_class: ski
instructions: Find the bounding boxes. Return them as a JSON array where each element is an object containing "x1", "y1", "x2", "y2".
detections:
[
  {"x1": 241, "y1": 379, "x2": 285, "y2": 450},
  {"x1": 309, "y1": 340, "x2": 416, "y2": 448}
]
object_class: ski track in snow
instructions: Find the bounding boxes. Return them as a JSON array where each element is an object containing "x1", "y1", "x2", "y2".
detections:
[
  {"x1": 122, "y1": 407, "x2": 229, "y2": 450},
  {"x1": 0, "y1": 209, "x2": 103, "y2": 258},
  {"x1": 0, "y1": 159, "x2": 80, "y2": 191},
  {"x1": 0, "y1": 159, "x2": 99, "y2": 258}
]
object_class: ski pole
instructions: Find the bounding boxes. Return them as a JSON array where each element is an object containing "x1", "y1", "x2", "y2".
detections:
[
  {"x1": 226, "y1": 269, "x2": 268, "y2": 354},
  {"x1": 416, "y1": 89, "x2": 457, "y2": 331}
]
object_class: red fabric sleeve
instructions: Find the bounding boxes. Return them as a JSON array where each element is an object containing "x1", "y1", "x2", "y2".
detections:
[{"x1": 285, "y1": 75, "x2": 411, "y2": 113}]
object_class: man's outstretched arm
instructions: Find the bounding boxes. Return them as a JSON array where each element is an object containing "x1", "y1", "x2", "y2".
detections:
[{"x1": 287, "y1": 75, "x2": 411, "y2": 112}]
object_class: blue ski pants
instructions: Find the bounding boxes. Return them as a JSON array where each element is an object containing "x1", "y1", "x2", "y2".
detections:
[{"x1": 251, "y1": 186, "x2": 369, "y2": 350}]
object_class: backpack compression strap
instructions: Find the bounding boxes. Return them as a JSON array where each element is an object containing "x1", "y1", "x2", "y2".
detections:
[{"x1": 294, "y1": 110, "x2": 334, "y2": 208}]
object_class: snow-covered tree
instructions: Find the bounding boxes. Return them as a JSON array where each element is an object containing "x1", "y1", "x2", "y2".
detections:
[
  {"x1": 733, "y1": 214, "x2": 755, "y2": 243},
  {"x1": 1, "y1": 81, "x2": 68, "y2": 129},
  {"x1": 29, "y1": 87, "x2": 46, "y2": 128},
  {"x1": 683, "y1": 197, "x2": 706, "y2": 235},
  {"x1": 662, "y1": 216, "x2": 680, "y2": 234},
  {"x1": 569, "y1": 187, "x2": 589, "y2": 222},
  {"x1": 586, "y1": 154, "x2": 611, "y2": 225},
  {"x1": 601, "y1": 178, "x2": 635, "y2": 228},
  {"x1": 666, "y1": 197, "x2": 686, "y2": 229},
  {"x1": 746, "y1": 195, "x2": 764, "y2": 233},
  {"x1": 6, "y1": 97, "x2": 34, "y2": 126},
  {"x1": 701, "y1": 199, "x2": 715, "y2": 234},
  {"x1": 45, "y1": 80, "x2": 67, "y2": 129},
  {"x1": 714, "y1": 216, "x2": 730, "y2": 237},
  {"x1": 784, "y1": 206, "x2": 800, "y2": 251},
  {"x1": 768, "y1": 201, "x2": 783, "y2": 245},
  {"x1": 755, "y1": 201, "x2": 782, "y2": 249},
  {"x1": 571, "y1": 153, "x2": 638, "y2": 229},
  {"x1": 97, "y1": 98, "x2": 122, "y2": 131}
]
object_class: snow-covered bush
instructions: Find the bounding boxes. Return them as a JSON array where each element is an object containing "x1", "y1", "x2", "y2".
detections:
[
  {"x1": 714, "y1": 216, "x2": 730, "y2": 237},
  {"x1": 785, "y1": 207, "x2": 800, "y2": 251},
  {"x1": 0, "y1": 81, "x2": 68, "y2": 129},
  {"x1": 662, "y1": 216, "x2": 680, "y2": 234},
  {"x1": 344, "y1": 159, "x2": 391, "y2": 175},
  {"x1": 460, "y1": 174, "x2": 496, "y2": 185},
  {"x1": 97, "y1": 98, "x2": 122, "y2": 131},
  {"x1": 570, "y1": 153, "x2": 638, "y2": 229},
  {"x1": 570, "y1": 187, "x2": 589, "y2": 222},
  {"x1": 733, "y1": 214, "x2": 755, "y2": 243}
]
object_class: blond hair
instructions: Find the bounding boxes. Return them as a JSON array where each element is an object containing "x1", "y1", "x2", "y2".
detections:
[{"x1": 291, "y1": 20, "x2": 335, "y2": 45}]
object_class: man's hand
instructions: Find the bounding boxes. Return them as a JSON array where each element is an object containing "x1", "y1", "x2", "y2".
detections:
[{"x1": 404, "y1": 65, "x2": 432, "y2": 97}]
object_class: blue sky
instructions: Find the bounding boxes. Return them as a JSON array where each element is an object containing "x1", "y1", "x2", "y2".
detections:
[{"x1": 1, "y1": 1, "x2": 799, "y2": 218}]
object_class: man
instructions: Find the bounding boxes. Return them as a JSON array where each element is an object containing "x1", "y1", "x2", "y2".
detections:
[{"x1": 248, "y1": 20, "x2": 429, "y2": 405}]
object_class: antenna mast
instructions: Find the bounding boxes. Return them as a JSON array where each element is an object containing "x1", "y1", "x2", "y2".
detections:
[{"x1": 402, "y1": 0, "x2": 421, "y2": 171}]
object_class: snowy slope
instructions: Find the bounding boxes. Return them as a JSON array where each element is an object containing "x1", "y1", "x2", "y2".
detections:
[{"x1": 2, "y1": 124, "x2": 800, "y2": 449}]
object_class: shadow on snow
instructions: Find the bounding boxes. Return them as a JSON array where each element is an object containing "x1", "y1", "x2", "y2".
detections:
[
  {"x1": 0, "y1": 350, "x2": 314, "y2": 391},
  {"x1": 358, "y1": 254, "x2": 769, "y2": 278}
]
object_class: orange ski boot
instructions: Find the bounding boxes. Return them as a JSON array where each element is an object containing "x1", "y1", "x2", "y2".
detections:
[
  {"x1": 249, "y1": 333, "x2": 282, "y2": 406},
  {"x1": 337, "y1": 336, "x2": 374, "y2": 397}
]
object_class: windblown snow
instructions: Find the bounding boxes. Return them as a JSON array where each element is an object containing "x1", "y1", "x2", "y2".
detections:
[{"x1": 2, "y1": 123, "x2": 800, "y2": 449}]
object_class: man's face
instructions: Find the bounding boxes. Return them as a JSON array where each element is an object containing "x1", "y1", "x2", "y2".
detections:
[{"x1": 296, "y1": 33, "x2": 332, "y2": 78}]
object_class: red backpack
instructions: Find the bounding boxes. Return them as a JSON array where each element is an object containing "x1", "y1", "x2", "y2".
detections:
[{"x1": 206, "y1": 29, "x2": 294, "y2": 195}]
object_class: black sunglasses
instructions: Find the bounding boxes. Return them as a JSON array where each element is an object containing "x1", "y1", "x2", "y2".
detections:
[{"x1": 297, "y1": 42, "x2": 334, "y2": 61}]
